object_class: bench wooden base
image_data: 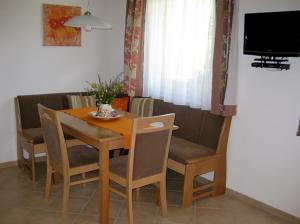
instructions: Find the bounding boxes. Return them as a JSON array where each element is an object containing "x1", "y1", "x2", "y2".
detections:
[{"x1": 167, "y1": 116, "x2": 232, "y2": 208}]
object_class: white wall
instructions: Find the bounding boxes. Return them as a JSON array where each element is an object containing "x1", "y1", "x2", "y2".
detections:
[
  {"x1": 0, "y1": 0, "x2": 126, "y2": 163},
  {"x1": 227, "y1": 0, "x2": 300, "y2": 218},
  {"x1": 1, "y1": 0, "x2": 300, "y2": 219}
]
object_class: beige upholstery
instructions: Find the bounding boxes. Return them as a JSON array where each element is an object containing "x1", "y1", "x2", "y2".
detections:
[
  {"x1": 67, "y1": 95, "x2": 96, "y2": 108},
  {"x1": 129, "y1": 97, "x2": 154, "y2": 117},
  {"x1": 109, "y1": 114, "x2": 175, "y2": 224},
  {"x1": 38, "y1": 104, "x2": 99, "y2": 213}
]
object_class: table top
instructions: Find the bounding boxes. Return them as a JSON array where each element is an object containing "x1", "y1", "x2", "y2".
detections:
[
  {"x1": 58, "y1": 111, "x2": 124, "y2": 150},
  {"x1": 59, "y1": 109, "x2": 179, "y2": 150}
]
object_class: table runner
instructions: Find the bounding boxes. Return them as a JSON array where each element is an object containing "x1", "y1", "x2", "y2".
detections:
[{"x1": 62, "y1": 108, "x2": 132, "y2": 149}]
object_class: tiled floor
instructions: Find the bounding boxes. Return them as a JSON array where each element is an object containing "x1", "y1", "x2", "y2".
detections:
[{"x1": 0, "y1": 165, "x2": 294, "y2": 224}]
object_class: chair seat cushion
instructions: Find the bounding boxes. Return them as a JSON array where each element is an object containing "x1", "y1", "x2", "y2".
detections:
[
  {"x1": 68, "y1": 145, "x2": 99, "y2": 168},
  {"x1": 109, "y1": 155, "x2": 128, "y2": 178},
  {"x1": 169, "y1": 136, "x2": 215, "y2": 164}
]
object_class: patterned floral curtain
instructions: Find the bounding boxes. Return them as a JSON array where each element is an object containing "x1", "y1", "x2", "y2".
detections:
[
  {"x1": 211, "y1": 0, "x2": 237, "y2": 116},
  {"x1": 123, "y1": 0, "x2": 146, "y2": 96}
]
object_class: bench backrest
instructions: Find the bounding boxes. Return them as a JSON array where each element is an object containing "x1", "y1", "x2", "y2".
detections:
[
  {"x1": 153, "y1": 99, "x2": 224, "y2": 150},
  {"x1": 16, "y1": 93, "x2": 228, "y2": 152},
  {"x1": 16, "y1": 92, "x2": 81, "y2": 129}
]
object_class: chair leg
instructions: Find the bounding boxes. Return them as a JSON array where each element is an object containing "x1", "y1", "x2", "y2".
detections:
[
  {"x1": 135, "y1": 188, "x2": 140, "y2": 200},
  {"x1": 159, "y1": 180, "x2": 167, "y2": 216},
  {"x1": 213, "y1": 156, "x2": 226, "y2": 196},
  {"x1": 44, "y1": 159, "x2": 52, "y2": 200},
  {"x1": 182, "y1": 165, "x2": 194, "y2": 208},
  {"x1": 20, "y1": 151, "x2": 26, "y2": 171},
  {"x1": 62, "y1": 175, "x2": 70, "y2": 214},
  {"x1": 113, "y1": 149, "x2": 121, "y2": 157},
  {"x1": 29, "y1": 146, "x2": 36, "y2": 183},
  {"x1": 17, "y1": 135, "x2": 24, "y2": 169},
  {"x1": 155, "y1": 186, "x2": 160, "y2": 206},
  {"x1": 127, "y1": 188, "x2": 134, "y2": 224},
  {"x1": 81, "y1": 173, "x2": 86, "y2": 187}
]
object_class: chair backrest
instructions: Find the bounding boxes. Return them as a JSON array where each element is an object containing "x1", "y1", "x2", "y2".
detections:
[
  {"x1": 129, "y1": 97, "x2": 154, "y2": 117},
  {"x1": 38, "y1": 104, "x2": 69, "y2": 174},
  {"x1": 127, "y1": 113, "x2": 175, "y2": 181},
  {"x1": 67, "y1": 95, "x2": 96, "y2": 109}
]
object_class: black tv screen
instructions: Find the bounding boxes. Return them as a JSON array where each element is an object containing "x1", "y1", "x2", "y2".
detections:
[{"x1": 244, "y1": 10, "x2": 300, "y2": 57}]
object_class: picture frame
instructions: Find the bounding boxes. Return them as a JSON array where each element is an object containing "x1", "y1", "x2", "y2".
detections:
[{"x1": 43, "y1": 4, "x2": 81, "y2": 46}]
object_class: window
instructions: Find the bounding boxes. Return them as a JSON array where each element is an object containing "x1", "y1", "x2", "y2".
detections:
[{"x1": 143, "y1": 0, "x2": 216, "y2": 109}]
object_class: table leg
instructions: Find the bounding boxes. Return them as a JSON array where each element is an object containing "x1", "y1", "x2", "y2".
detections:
[{"x1": 100, "y1": 142, "x2": 110, "y2": 224}]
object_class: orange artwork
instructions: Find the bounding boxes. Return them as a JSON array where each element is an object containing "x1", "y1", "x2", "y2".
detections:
[{"x1": 43, "y1": 4, "x2": 81, "y2": 46}]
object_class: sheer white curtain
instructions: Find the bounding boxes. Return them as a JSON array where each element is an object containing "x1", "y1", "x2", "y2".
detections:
[{"x1": 143, "y1": 0, "x2": 216, "y2": 109}]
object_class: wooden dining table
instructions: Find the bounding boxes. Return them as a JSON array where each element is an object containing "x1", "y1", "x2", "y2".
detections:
[{"x1": 58, "y1": 109, "x2": 134, "y2": 224}]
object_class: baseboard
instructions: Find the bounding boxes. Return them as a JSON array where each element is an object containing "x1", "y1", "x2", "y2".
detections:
[
  {"x1": 0, "y1": 160, "x2": 18, "y2": 169},
  {"x1": 226, "y1": 188, "x2": 300, "y2": 224}
]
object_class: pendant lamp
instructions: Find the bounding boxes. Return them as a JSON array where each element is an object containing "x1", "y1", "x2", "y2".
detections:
[{"x1": 64, "y1": 0, "x2": 112, "y2": 32}]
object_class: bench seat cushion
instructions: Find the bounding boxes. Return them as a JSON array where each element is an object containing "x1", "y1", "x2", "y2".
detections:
[
  {"x1": 22, "y1": 128, "x2": 44, "y2": 144},
  {"x1": 22, "y1": 128, "x2": 75, "y2": 144},
  {"x1": 169, "y1": 136, "x2": 215, "y2": 164}
]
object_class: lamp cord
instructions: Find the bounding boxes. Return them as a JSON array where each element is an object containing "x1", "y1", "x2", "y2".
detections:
[{"x1": 87, "y1": 0, "x2": 91, "y2": 13}]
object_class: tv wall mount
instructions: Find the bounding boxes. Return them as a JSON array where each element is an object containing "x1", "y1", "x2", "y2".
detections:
[{"x1": 251, "y1": 56, "x2": 290, "y2": 70}]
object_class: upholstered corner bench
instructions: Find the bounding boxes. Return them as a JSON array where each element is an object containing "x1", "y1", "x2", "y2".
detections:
[
  {"x1": 15, "y1": 91, "x2": 232, "y2": 208},
  {"x1": 152, "y1": 99, "x2": 232, "y2": 208}
]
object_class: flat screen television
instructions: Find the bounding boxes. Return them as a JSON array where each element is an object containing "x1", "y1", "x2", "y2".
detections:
[{"x1": 243, "y1": 10, "x2": 300, "y2": 57}]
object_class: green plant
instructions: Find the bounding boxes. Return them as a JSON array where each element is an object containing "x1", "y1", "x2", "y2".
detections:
[{"x1": 87, "y1": 73, "x2": 124, "y2": 106}]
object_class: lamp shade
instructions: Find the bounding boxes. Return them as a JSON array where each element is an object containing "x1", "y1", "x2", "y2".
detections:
[{"x1": 64, "y1": 11, "x2": 112, "y2": 32}]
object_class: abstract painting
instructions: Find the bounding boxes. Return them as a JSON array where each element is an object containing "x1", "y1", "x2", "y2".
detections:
[{"x1": 43, "y1": 4, "x2": 81, "y2": 46}]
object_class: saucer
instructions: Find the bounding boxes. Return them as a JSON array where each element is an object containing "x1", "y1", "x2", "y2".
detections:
[{"x1": 88, "y1": 111, "x2": 122, "y2": 120}]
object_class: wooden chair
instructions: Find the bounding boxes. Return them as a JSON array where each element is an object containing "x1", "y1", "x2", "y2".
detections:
[
  {"x1": 167, "y1": 116, "x2": 232, "y2": 208},
  {"x1": 37, "y1": 104, "x2": 99, "y2": 213},
  {"x1": 115, "y1": 97, "x2": 154, "y2": 158},
  {"x1": 109, "y1": 113, "x2": 175, "y2": 224}
]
